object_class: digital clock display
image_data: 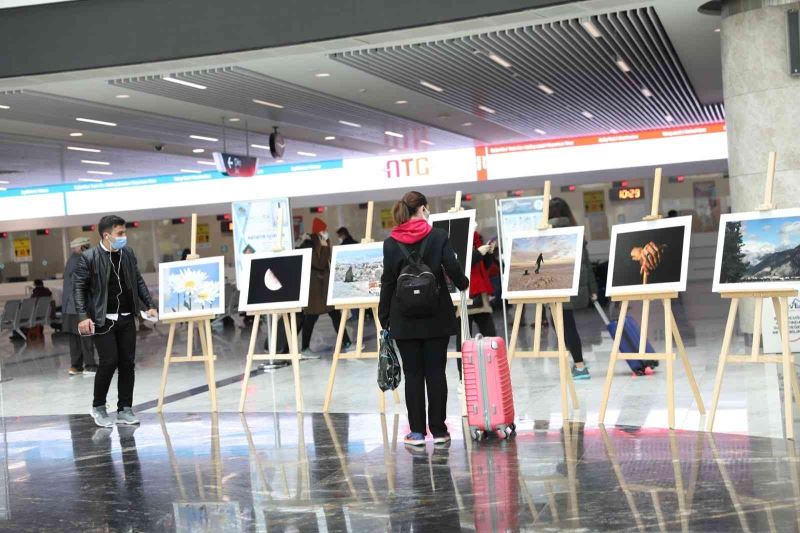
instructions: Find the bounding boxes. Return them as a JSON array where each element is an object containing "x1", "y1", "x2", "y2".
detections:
[{"x1": 612, "y1": 186, "x2": 645, "y2": 201}]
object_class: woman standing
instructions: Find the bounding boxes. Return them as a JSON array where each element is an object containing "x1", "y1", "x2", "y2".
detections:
[
  {"x1": 548, "y1": 197, "x2": 597, "y2": 380},
  {"x1": 379, "y1": 191, "x2": 469, "y2": 446}
]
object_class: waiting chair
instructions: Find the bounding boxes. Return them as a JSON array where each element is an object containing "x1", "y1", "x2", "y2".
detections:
[
  {"x1": 0, "y1": 300, "x2": 21, "y2": 332},
  {"x1": 32, "y1": 296, "x2": 52, "y2": 327},
  {"x1": 13, "y1": 298, "x2": 37, "y2": 340}
]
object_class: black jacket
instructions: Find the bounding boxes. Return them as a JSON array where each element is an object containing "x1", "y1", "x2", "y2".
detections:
[
  {"x1": 379, "y1": 227, "x2": 469, "y2": 340},
  {"x1": 73, "y1": 245, "x2": 155, "y2": 327}
]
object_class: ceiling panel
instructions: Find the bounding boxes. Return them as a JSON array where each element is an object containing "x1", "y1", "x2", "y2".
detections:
[{"x1": 332, "y1": 6, "x2": 724, "y2": 140}]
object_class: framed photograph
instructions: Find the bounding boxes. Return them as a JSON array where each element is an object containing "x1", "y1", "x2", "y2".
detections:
[
  {"x1": 503, "y1": 226, "x2": 585, "y2": 299},
  {"x1": 712, "y1": 208, "x2": 800, "y2": 293},
  {"x1": 238, "y1": 249, "x2": 312, "y2": 313},
  {"x1": 159, "y1": 256, "x2": 226, "y2": 319},
  {"x1": 429, "y1": 210, "x2": 476, "y2": 295},
  {"x1": 497, "y1": 196, "x2": 545, "y2": 264},
  {"x1": 232, "y1": 198, "x2": 293, "y2": 289},
  {"x1": 327, "y1": 242, "x2": 384, "y2": 306},
  {"x1": 607, "y1": 216, "x2": 692, "y2": 297}
]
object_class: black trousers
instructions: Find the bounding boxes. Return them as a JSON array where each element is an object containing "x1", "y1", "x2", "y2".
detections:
[
  {"x1": 70, "y1": 333, "x2": 96, "y2": 369},
  {"x1": 92, "y1": 315, "x2": 137, "y2": 410},
  {"x1": 557, "y1": 309, "x2": 584, "y2": 364},
  {"x1": 455, "y1": 312, "x2": 498, "y2": 380},
  {"x1": 395, "y1": 336, "x2": 450, "y2": 437},
  {"x1": 302, "y1": 311, "x2": 350, "y2": 351}
]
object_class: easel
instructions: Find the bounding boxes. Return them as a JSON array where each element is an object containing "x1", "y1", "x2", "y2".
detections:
[
  {"x1": 598, "y1": 168, "x2": 706, "y2": 429},
  {"x1": 238, "y1": 205, "x2": 304, "y2": 413},
  {"x1": 706, "y1": 151, "x2": 800, "y2": 439},
  {"x1": 157, "y1": 213, "x2": 218, "y2": 412},
  {"x1": 323, "y1": 201, "x2": 401, "y2": 413},
  {"x1": 447, "y1": 189, "x2": 469, "y2": 360},
  {"x1": 506, "y1": 180, "x2": 579, "y2": 421}
]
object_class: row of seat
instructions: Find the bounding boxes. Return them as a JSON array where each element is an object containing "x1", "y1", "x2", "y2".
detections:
[{"x1": 0, "y1": 297, "x2": 52, "y2": 340}]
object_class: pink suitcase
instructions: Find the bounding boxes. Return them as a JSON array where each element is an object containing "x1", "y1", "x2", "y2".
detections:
[
  {"x1": 461, "y1": 335, "x2": 516, "y2": 439},
  {"x1": 471, "y1": 443, "x2": 520, "y2": 530}
]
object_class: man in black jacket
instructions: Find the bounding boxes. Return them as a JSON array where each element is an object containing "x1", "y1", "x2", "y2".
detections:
[
  {"x1": 74, "y1": 215, "x2": 157, "y2": 428},
  {"x1": 63, "y1": 236, "x2": 97, "y2": 375}
]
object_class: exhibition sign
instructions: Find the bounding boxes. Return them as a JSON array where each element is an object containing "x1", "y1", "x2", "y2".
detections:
[
  {"x1": 497, "y1": 196, "x2": 545, "y2": 264},
  {"x1": 762, "y1": 296, "x2": 800, "y2": 353},
  {"x1": 232, "y1": 198, "x2": 294, "y2": 290}
]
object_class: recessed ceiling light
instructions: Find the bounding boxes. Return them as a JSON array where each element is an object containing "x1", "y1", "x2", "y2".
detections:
[
  {"x1": 395, "y1": 100, "x2": 408, "y2": 105},
  {"x1": 315, "y1": 73, "x2": 331, "y2": 78},
  {"x1": 250, "y1": 144, "x2": 270, "y2": 150},
  {"x1": 581, "y1": 19, "x2": 602, "y2": 38},
  {"x1": 338, "y1": 120, "x2": 361, "y2": 128},
  {"x1": 276, "y1": 159, "x2": 284, "y2": 163},
  {"x1": 163, "y1": 76, "x2": 207, "y2": 90},
  {"x1": 478, "y1": 105, "x2": 496, "y2": 114},
  {"x1": 189, "y1": 135, "x2": 218, "y2": 142},
  {"x1": 324, "y1": 136, "x2": 336, "y2": 141},
  {"x1": 69, "y1": 132, "x2": 83, "y2": 137},
  {"x1": 297, "y1": 151, "x2": 317, "y2": 157},
  {"x1": 535, "y1": 129, "x2": 546, "y2": 135},
  {"x1": 227, "y1": 117, "x2": 241, "y2": 122},
  {"x1": 609, "y1": 129, "x2": 618, "y2": 133},
  {"x1": 714, "y1": 28, "x2": 720, "y2": 33},
  {"x1": 488, "y1": 53, "x2": 512, "y2": 68},
  {"x1": 581, "y1": 111, "x2": 594, "y2": 119},
  {"x1": 537, "y1": 84, "x2": 555, "y2": 95},
  {"x1": 384, "y1": 130, "x2": 404, "y2": 138},
  {"x1": 87, "y1": 170, "x2": 113, "y2": 176},
  {"x1": 79, "y1": 178, "x2": 104, "y2": 183},
  {"x1": 197, "y1": 160, "x2": 216, "y2": 166},
  {"x1": 81, "y1": 159, "x2": 110, "y2": 166},
  {"x1": 115, "y1": 94, "x2": 130, "y2": 99},
  {"x1": 420, "y1": 140, "x2": 435, "y2": 146},
  {"x1": 180, "y1": 169, "x2": 202, "y2": 173},
  {"x1": 420, "y1": 80, "x2": 444, "y2": 92},
  {"x1": 462, "y1": 122, "x2": 473, "y2": 127},
  {"x1": 388, "y1": 148, "x2": 398, "y2": 153},
  {"x1": 615, "y1": 57, "x2": 632, "y2": 73},
  {"x1": 0, "y1": 180, "x2": 9, "y2": 184},
  {"x1": 0, "y1": 104, "x2": 9, "y2": 110},
  {"x1": 76, "y1": 117, "x2": 117, "y2": 127},
  {"x1": 252, "y1": 98, "x2": 284, "y2": 109},
  {"x1": 665, "y1": 115, "x2": 675, "y2": 122},
  {"x1": 67, "y1": 146, "x2": 101, "y2": 153},
  {"x1": 641, "y1": 87, "x2": 653, "y2": 97},
  {"x1": 192, "y1": 148, "x2": 205, "y2": 153}
]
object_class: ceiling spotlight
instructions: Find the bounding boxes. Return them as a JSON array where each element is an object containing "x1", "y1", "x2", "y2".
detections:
[
  {"x1": 189, "y1": 135, "x2": 218, "y2": 142},
  {"x1": 537, "y1": 84, "x2": 555, "y2": 95},
  {"x1": 297, "y1": 151, "x2": 317, "y2": 157},
  {"x1": 384, "y1": 130, "x2": 404, "y2": 138},
  {"x1": 0, "y1": 104, "x2": 9, "y2": 110},
  {"x1": 192, "y1": 148, "x2": 205, "y2": 153},
  {"x1": 420, "y1": 140, "x2": 435, "y2": 146},
  {"x1": 615, "y1": 57, "x2": 632, "y2": 73},
  {"x1": 252, "y1": 98, "x2": 284, "y2": 109},
  {"x1": 115, "y1": 94, "x2": 130, "y2": 99},
  {"x1": 535, "y1": 129, "x2": 546, "y2": 135},
  {"x1": 478, "y1": 105, "x2": 496, "y2": 114},
  {"x1": 580, "y1": 18, "x2": 602, "y2": 38},
  {"x1": 324, "y1": 136, "x2": 336, "y2": 141},
  {"x1": 315, "y1": 73, "x2": 331, "y2": 78},
  {"x1": 81, "y1": 159, "x2": 110, "y2": 166},
  {"x1": 338, "y1": 120, "x2": 361, "y2": 128},
  {"x1": 488, "y1": 53, "x2": 512, "y2": 68},
  {"x1": 581, "y1": 111, "x2": 594, "y2": 119},
  {"x1": 163, "y1": 76, "x2": 207, "y2": 90},
  {"x1": 76, "y1": 117, "x2": 117, "y2": 127},
  {"x1": 395, "y1": 100, "x2": 408, "y2": 104},
  {"x1": 250, "y1": 144, "x2": 270, "y2": 150},
  {"x1": 197, "y1": 160, "x2": 216, "y2": 166},
  {"x1": 69, "y1": 132, "x2": 84, "y2": 137},
  {"x1": 87, "y1": 170, "x2": 113, "y2": 176},
  {"x1": 420, "y1": 80, "x2": 444, "y2": 92},
  {"x1": 462, "y1": 122, "x2": 473, "y2": 127},
  {"x1": 641, "y1": 87, "x2": 653, "y2": 97},
  {"x1": 227, "y1": 117, "x2": 241, "y2": 122},
  {"x1": 67, "y1": 146, "x2": 101, "y2": 153}
]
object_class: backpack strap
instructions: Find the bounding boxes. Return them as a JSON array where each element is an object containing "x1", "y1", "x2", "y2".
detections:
[{"x1": 395, "y1": 232, "x2": 431, "y2": 262}]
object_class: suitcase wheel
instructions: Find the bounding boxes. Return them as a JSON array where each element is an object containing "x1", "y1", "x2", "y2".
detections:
[{"x1": 470, "y1": 428, "x2": 484, "y2": 441}]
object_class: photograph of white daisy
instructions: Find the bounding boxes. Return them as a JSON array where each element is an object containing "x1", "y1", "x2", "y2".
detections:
[{"x1": 159, "y1": 256, "x2": 226, "y2": 320}]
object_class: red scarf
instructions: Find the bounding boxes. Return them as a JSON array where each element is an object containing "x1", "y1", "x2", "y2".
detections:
[
  {"x1": 390, "y1": 218, "x2": 432, "y2": 244},
  {"x1": 470, "y1": 232, "x2": 494, "y2": 297}
]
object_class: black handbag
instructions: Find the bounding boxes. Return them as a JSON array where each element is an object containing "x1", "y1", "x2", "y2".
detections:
[{"x1": 377, "y1": 329, "x2": 402, "y2": 391}]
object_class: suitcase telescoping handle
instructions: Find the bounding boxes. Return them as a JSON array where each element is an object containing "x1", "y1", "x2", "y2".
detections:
[
  {"x1": 593, "y1": 300, "x2": 611, "y2": 327},
  {"x1": 459, "y1": 290, "x2": 470, "y2": 343}
]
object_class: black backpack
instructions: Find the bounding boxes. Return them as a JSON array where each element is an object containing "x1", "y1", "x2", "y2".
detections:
[{"x1": 395, "y1": 236, "x2": 439, "y2": 318}]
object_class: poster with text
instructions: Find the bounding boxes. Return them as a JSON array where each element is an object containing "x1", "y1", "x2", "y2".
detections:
[
  {"x1": 13, "y1": 237, "x2": 32, "y2": 263},
  {"x1": 761, "y1": 296, "x2": 800, "y2": 354},
  {"x1": 497, "y1": 196, "x2": 544, "y2": 264},
  {"x1": 232, "y1": 198, "x2": 293, "y2": 289}
]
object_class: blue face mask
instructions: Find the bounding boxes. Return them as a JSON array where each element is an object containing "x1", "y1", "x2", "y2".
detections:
[{"x1": 108, "y1": 236, "x2": 127, "y2": 250}]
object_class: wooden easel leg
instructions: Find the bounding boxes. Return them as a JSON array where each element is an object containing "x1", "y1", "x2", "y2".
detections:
[
  {"x1": 322, "y1": 310, "x2": 348, "y2": 413},
  {"x1": 668, "y1": 430, "x2": 689, "y2": 532},
  {"x1": 779, "y1": 297, "x2": 794, "y2": 440},
  {"x1": 204, "y1": 319, "x2": 218, "y2": 412},
  {"x1": 706, "y1": 432, "x2": 752, "y2": 533},
  {"x1": 553, "y1": 303, "x2": 573, "y2": 420},
  {"x1": 671, "y1": 310, "x2": 706, "y2": 414},
  {"x1": 599, "y1": 300, "x2": 629, "y2": 425},
  {"x1": 706, "y1": 298, "x2": 739, "y2": 432},
  {"x1": 238, "y1": 314, "x2": 261, "y2": 412},
  {"x1": 286, "y1": 312, "x2": 303, "y2": 413},
  {"x1": 664, "y1": 299, "x2": 675, "y2": 430},
  {"x1": 600, "y1": 425, "x2": 646, "y2": 531},
  {"x1": 157, "y1": 322, "x2": 177, "y2": 413},
  {"x1": 532, "y1": 303, "x2": 543, "y2": 356},
  {"x1": 508, "y1": 303, "x2": 523, "y2": 360}
]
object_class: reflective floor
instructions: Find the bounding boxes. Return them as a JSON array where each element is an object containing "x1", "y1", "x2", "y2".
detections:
[{"x1": 2, "y1": 412, "x2": 800, "y2": 532}]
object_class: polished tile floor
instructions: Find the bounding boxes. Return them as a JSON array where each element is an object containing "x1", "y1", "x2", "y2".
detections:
[{"x1": 0, "y1": 281, "x2": 799, "y2": 530}]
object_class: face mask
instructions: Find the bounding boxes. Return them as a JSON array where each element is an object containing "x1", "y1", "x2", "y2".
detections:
[
  {"x1": 320, "y1": 231, "x2": 329, "y2": 241},
  {"x1": 422, "y1": 206, "x2": 430, "y2": 220},
  {"x1": 106, "y1": 234, "x2": 127, "y2": 250}
]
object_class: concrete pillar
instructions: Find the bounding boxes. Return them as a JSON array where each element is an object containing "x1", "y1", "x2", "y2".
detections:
[{"x1": 721, "y1": 0, "x2": 800, "y2": 332}]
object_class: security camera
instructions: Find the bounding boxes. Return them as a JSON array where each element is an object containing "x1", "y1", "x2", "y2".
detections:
[{"x1": 154, "y1": 144, "x2": 164, "y2": 152}]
